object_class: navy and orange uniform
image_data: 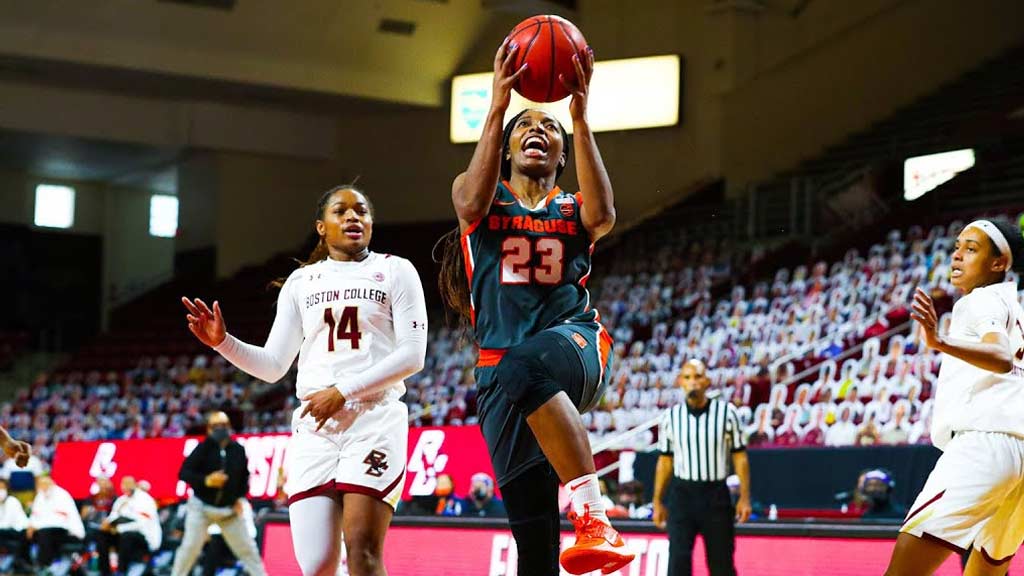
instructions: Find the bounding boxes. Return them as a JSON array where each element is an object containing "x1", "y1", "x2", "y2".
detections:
[{"x1": 461, "y1": 181, "x2": 614, "y2": 486}]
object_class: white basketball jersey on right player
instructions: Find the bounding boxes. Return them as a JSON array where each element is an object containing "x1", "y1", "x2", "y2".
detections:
[
  {"x1": 901, "y1": 281, "x2": 1024, "y2": 560},
  {"x1": 281, "y1": 253, "x2": 425, "y2": 401},
  {"x1": 930, "y1": 281, "x2": 1024, "y2": 449}
]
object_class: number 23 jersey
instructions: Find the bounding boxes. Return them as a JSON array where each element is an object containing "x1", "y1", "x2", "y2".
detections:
[
  {"x1": 274, "y1": 253, "x2": 427, "y2": 401},
  {"x1": 461, "y1": 181, "x2": 598, "y2": 350}
]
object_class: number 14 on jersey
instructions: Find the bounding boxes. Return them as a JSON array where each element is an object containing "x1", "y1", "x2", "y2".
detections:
[{"x1": 323, "y1": 306, "x2": 361, "y2": 351}]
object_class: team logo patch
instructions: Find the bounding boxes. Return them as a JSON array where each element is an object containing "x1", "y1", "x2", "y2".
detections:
[
  {"x1": 363, "y1": 450, "x2": 389, "y2": 477},
  {"x1": 560, "y1": 202, "x2": 575, "y2": 218},
  {"x1": 373, "y1": 272, "x2": 385, "y2": 283},
  {"x1": 571, "y1": 332, "x2": 588, "y2": 349}
]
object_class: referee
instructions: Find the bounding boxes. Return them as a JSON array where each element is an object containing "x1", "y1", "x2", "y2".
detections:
[{"x1": 653, "y1": 360, "x2": 751, "y2": 576}]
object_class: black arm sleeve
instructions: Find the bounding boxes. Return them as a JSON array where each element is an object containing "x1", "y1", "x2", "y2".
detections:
[{"x1": 179, "y1": 441, "x2": 208, "y2": 488}]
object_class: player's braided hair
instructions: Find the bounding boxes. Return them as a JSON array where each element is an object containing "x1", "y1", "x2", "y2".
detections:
[
  {"x1": 436, "y1": 111, "x2": 570, "y2": 329},
  {"x1": 435, "y1": 227, "x2": 471, "y2": 325},
  {"x1": 269, "y1": 184, "x2": 370, "y2": 289}
]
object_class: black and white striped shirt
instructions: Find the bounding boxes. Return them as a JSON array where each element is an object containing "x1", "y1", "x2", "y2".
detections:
[{"x1": 657, "y1": 399, "x2": 745, "y2": 482}]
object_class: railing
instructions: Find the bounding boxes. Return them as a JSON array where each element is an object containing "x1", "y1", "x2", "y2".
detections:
[{"x1": 772, "y1": 320, "x2": 913, "y2": 392}]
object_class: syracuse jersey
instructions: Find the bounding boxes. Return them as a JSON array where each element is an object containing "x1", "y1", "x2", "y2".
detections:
[{"x1": 461, "y1": 181, "x2": 598, "y2": 352}]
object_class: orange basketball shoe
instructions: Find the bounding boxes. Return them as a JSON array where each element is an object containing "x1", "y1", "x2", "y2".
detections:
[{"x1": 559, "y1": 505, "x2": 636, "y2": 575}]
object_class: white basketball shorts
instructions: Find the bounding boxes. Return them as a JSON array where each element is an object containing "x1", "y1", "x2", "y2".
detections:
[
  {"x1": 902, "y1": 430, "x2": 1024, "y2": 562},
  {"x1": 284, "y1": 397, "x2": 408, "y2": 510}
]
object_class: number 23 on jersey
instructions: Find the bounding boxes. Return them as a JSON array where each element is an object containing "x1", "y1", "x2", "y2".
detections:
[{"x1": 500, "y1": 236, "x2": 565, "y2": 285}]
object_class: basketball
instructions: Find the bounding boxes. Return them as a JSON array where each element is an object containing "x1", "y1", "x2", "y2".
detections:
[{"x1": 508, "y1": 15, "x2": 589, "y2": 103}]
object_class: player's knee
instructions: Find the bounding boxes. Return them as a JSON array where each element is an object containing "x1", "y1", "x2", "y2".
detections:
[{"x1": 344, "y1": 530, "x2": 384, "y2": 575}]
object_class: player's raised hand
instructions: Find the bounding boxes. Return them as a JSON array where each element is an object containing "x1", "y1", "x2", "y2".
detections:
[
  {"x1": 182, "y1": 297, "x2": 227, "y2": 348},
  {"x1": 301, "y1": 387, "x2": 347, "y2": 431},
  {"x1": 911, "y1": 287, "x2": 943, "y2": 350},
  {"x1": 491, "y1": 36, "x2": 528, "y2": 114},
  {"x1": 3, "y1": 438, "x2": 30, "y2": 468},
  {"x1": 559, "y1": 46, "x2": 594, "y2": 121}
]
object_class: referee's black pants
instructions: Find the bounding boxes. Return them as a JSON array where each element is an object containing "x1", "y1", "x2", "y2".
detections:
[{"x1": 666, "y1": 479, "x2": 737, "y2": 576}]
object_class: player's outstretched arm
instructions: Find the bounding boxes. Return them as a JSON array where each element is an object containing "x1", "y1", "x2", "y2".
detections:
[
  {"x1": 561, "y1": 47, "x2": 615, "y2": 241},
  {"x1": 182, "y1": 285, "x2": 302, "y2": 383},
  {"x1": 0, "y1": 426, "x2": 30, "y2": 468},
  {"x1": 453, "y1": 36, "x2": 528, "y2": 229}
]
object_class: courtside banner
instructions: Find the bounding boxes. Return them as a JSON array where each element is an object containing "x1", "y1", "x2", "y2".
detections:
[
  {"x1": 261, "y1": 522, "x2": 1024, "y2": 576},
  {"x1": 51, "y1": 426, "x2": 496, "y2": 501}
]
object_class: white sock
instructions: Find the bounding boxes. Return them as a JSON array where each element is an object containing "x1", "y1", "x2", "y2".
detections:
[{"x1": 567, "y1": 473, "x2": 609, "y2": 525}]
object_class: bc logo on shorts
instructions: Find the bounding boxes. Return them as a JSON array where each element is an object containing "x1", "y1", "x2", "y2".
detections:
[{"x1": 363, "y1": 450, "x2": 389, "y2": 477}]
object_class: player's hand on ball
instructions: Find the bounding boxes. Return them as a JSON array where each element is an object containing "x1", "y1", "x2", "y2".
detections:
[
  {"x1": 736, "y1": 498, "x2": 752, "y2": 524},
  {"x1": 653, "y1": 502, "x2": 668, "y2": 530},
  {"x1": 182, "y1": 297, "x2": 227, "y2": 348},
  {"x1": 491, "y1": 36, "x2": 528, "y2": 114},
  {"x1": 911, "y1": 287, "x2": 942, "y2": 351},
  {"x1": 301, "y1": 387, "x2": 347, "y2": 431},
  {"x1": 3, "y1": 438, "x2": 30, "y2": 468},
  {"x1": 559, "y1": 46, "x2": 594, "y2": 121}
]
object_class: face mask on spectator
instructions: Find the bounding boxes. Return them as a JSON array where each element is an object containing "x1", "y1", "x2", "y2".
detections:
[
  {"x1": 210, "y1": 427, "x2": 231, "y2": 443},
  {"x1": 0, "y1": 490, "x2": 7, "y2": 500}
]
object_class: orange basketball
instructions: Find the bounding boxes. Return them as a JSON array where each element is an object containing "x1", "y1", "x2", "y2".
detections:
[{"x1": 508, "y1": 15, "x2": 589, "y2": 103}]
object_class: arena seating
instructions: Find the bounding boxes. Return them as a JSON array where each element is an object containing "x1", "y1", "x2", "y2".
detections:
[
  {"x1": 4, "y1": 200, "x2": 1021, "y2": 467},
  {"x1": 5, "y1": 39, "x2": 1024, "y2": 469}
]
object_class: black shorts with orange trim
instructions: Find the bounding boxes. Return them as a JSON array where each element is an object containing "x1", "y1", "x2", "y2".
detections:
[{"x1": 475, "y1": 321, "x2": 614, "y2": 487}]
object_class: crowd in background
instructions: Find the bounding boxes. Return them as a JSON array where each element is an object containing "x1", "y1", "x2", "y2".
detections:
[
  {"x1": 5, "y1": 218, "x2": 1024, "y2": 471},
  {"x1": 0, "y1": 456, "x2": 280, "y2": 576}
]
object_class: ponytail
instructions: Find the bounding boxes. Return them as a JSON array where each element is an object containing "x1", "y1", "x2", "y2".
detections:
[
  {"x1": 268, "y1": 239, "x2": 330, "y2": 289},
  {"x1": 434, "y1": 227, "x2": 473, "y2": 329}
]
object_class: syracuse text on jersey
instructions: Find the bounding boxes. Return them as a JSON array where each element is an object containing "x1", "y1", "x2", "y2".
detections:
[{"x1": 485, "y1": 214, "x2": 580, "y2": 236}]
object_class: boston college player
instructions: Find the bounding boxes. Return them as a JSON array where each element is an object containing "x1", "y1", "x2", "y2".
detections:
[{"x1": 182, "y1": 186, "x2": 427, "y2": 576}]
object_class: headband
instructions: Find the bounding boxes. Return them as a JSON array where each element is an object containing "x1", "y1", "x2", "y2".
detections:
[{"x1": 966, "y1": 220, "x2": 1013, "y2": 269}]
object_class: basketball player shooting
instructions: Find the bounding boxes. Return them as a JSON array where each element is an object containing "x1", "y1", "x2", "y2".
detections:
[{"x1": 438, "y1": 32, "x2": 634, "y2": 576}]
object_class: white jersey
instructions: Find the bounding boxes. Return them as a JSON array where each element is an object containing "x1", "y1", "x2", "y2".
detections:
[
  {"x1": 215, "y1": 252, "x2": 428, "y2": 402},
  {"x1": 109, "y1": 489, "x2": 162, "y2": 551},
  {"x1": 932, "y1": 281, "x2": 1024, "y2": 449}
]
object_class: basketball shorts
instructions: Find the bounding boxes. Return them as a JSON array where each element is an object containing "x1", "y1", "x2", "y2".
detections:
[
  {"x1": 901, "y1": 430, "x2": 1024, "y2": 562},
  {"x1": 284, "y1": 396, "x2": 408, "y2": 510},
  {"x1": 475, "y1": 321, "x2": 614, "y2": 487}
]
